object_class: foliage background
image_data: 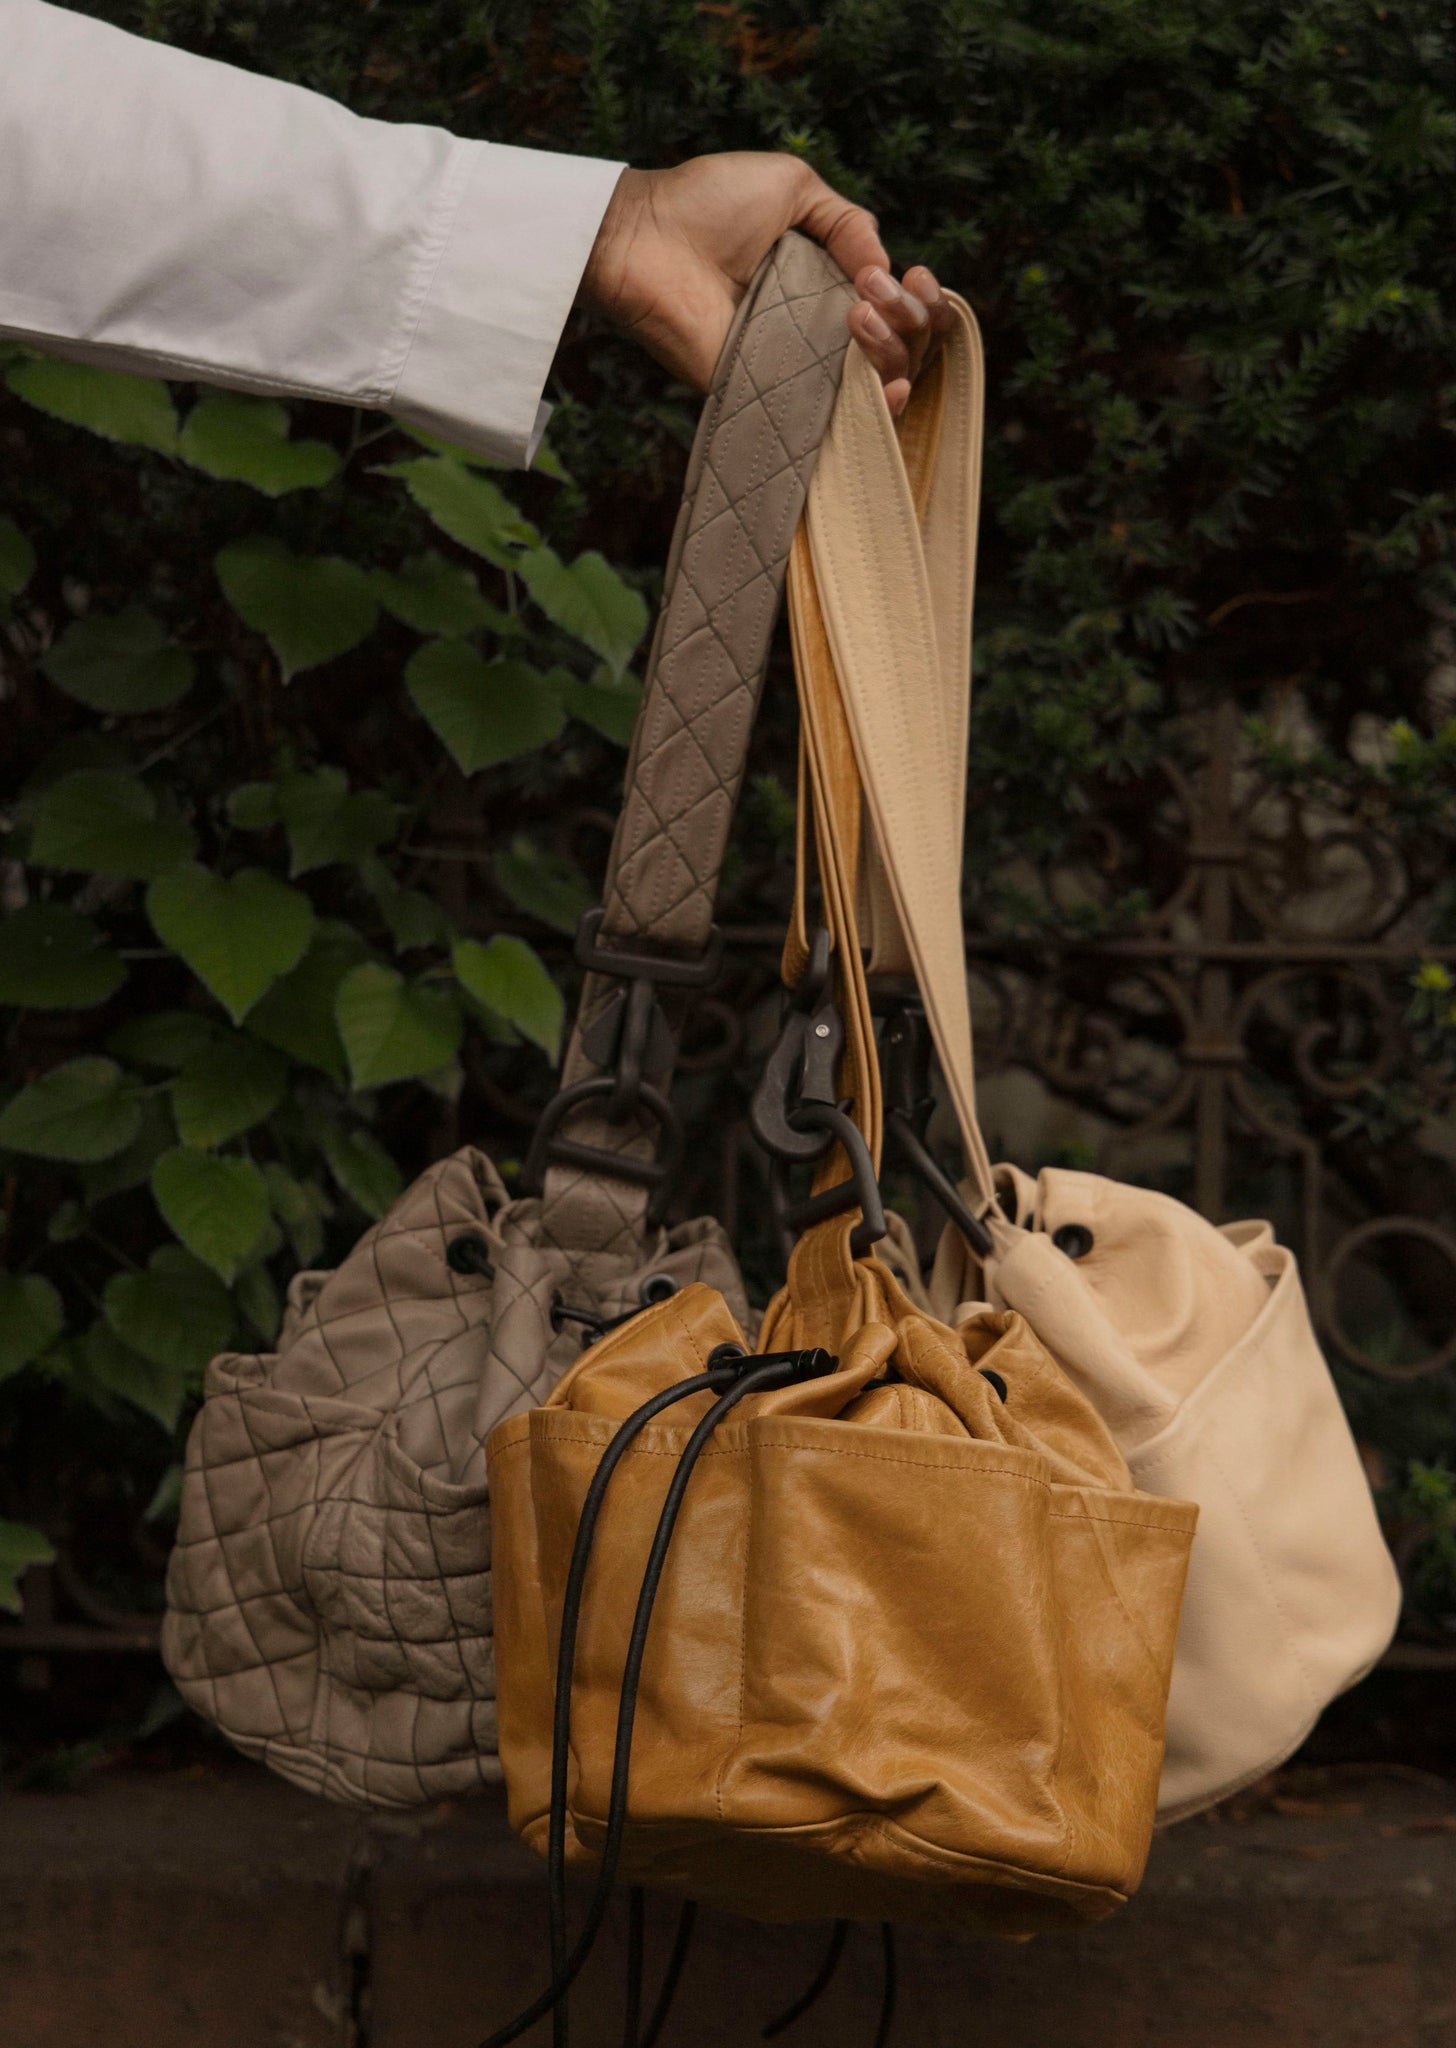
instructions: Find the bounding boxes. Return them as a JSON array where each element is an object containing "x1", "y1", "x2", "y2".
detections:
[{"x1": 4, "y1": 0, "x2": 1456, "y2": 1761}]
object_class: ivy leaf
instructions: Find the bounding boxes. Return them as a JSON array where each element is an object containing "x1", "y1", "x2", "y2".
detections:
[
  {"x1": 263, "y1": 1163, "x2": 333, "y2": 1268},
  {"x1": 370, "y1": 552, "x2": 514, "y2": 638},
  {"x1": 6, "y1": 357, "x2": 178, "y2": 453},
  {"x1": 215, "y1": 537, "x2": 378, "y2": 680},
  {"x1": 179, "y1": 394, "x2": 340, "y2": 495},
  {"x1": 40, "y1": 606, "x2": 195, "y2": 714},
  {"x1": 276, "y1": 768, "x2": 397, "y2": 875},
  {"x1": 29, "y1": 768, "x2": 196, "y2": 879},
  {"x1": 493, "y1": 835, "x2": 593, "y2": 936},
  {"x1": 170, "y1": 1034, "x2": 287, "y2": 1147},
  {"x1": 245, "y1": 921, "x2": 366, "y2": 1079},
  {"x1": 334, "y1": 962, "x2": 463, "y2": 1089},
  {"x1": 359, "y1": 857, "x2": 455, "y2": 954},
  {"x1": 0, "y1": 1275, "x2": 65, "y2": 1384},
  {"x1": 152, "y1": 1148, "x2": 271, "y2": 1283},
  {"x1": 0, "y1": 1521, "x2": 55, "y2": 1616},
  {"x1": 108, "y1": 1010, "x2": 218, "y2": 1072},
  {"x1": 516, "y1": 547, "x2": 648, "y2": 680},
  {"x1": 0, "y1": 904, "x2": 126, "y2": 1010},
  {"x1": 0, "y1": 515, "x2": 36, "y2": 600},
  {"x1": 383, "y1": 456, "x2": 537, "y2": 567},
  {"x1": 146, "y1": 863, "x2": 314, "y2": 1024},
  {"x1": 562, "y1": 672, "x2": 643, "y2": 746},
  {"x1": 236, "y1": 1260, "x2": 282, "y2": 1344},
  {"x1": 73, "y1": 1320, "x2": 194, "y2": 1433},
  {"x1": 322, "y1": 1124, "x2": 404, "y2": 1220},
  {"x1": 0, "y1": 1057, "x2": 142, "y2": 1162},
  {"x1": 453, "y1": 936, "x2": 564, "y2": 1061},
  {"x1": 102, "y1": 1244, "x2": 232, "y2": 1382},
  {"x1": 405, "y1": 642, "x2": 564, "y2": 772},
  {"x1": 79, "y1": 1093, "x2": 177, "y2": 1203}
]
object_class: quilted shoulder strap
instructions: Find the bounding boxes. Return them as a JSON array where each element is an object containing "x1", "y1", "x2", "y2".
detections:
[{"x1": 531, "y1": 233, "x2": 856, "y2": 1253}]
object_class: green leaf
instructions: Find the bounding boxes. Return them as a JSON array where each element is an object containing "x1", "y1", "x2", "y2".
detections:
[
  {"x1": 47, "y1": 1200, "x2": 87, "y2": 1244},
  {"x1": 108, "y1": 1010, "x2": 218, "y2": 1071},
  {"x1": 73, "y1": 1318, "x2": 193, "y2": 1432},
  {"x1": 516, "y1": 548, "x2": 648, "y2": 679},
  {"x1": 0, "y1": 1057, "x2": 141, "y2": 1162},
  {"x1": 276, "y1": 768, "x2": 397, "y2": 876},
  {"x1": 79, "y1": 1093, "x2": 177, "y2": 1203},
  {"x1": 322, "y1": 1124, "x2": 404, "y2": 1220},
  {"x1": 102, "y1": 1244, "x2": 232, "y2": 1380},
  {"x1": 405, "y1": 642, "x2": 564, "y2": 772},
  {"x1": 179, "y1": 394, "x2": 340, "y2": 495},
  {"x1": 170, "y1": 1034, "x2": 287, "y2": 1147},
  {"x1": 263, "y1": 1163, "x2": 332, "y2": 1268},
  {"x1": 146, "y1": 863, "x2": 314, "y2": 1024},
  {"x1": 493, "y1": 836, "x2": 593, "y2": 936},
  {"x1": 0, "y1": 515, "x2": 36, "y2": 600},
  {"x1": 0, "y1": 1275, "x2": 65, "y2": 1383},
  {"x1": 215, "y1": 537, "x2": 378, "y2": 680},
  {"x1": 245, "y1": 921, "x2": 366, "y2": 1079},
  {"x1": 562, "y1": 673, "x2": 642, "y2": 746},
  {"x1": 6, "y1": 357, "x2": 178, "y2": 453},
  {"x1": 359, "y1": 857, "x2": 455, "y2": 954},
  {"x1": 40, "y1": 607, "x2": 195, "y2": 714},
  {"x1": 29, "y1": 768, "x2": 195, "y2": 879},
  {"x1": 236, "y1": 1260, "x2": 282, "y2": 1344},
  {"x1": 334, "y1": 962, "x2": 463, "y2": 1089},
  {"x1": 152, "y1": 1148, "x2": 271, "y2": 1283},
  {"x1": 225, "y1": 781, "x2": 280, "y2": 830},
  {"x1": 0, "y1": 903, "x2": 126, "y2": 1010},
  {"x1": 383, "y1": 456, "x2": 537, "y2": 567},
  {"x1": 0, "y1": 1522, "x2": 55, "y2": 1616},
  {"x1": 453, "y1": 936, "x2": 563, "y2": 1061},
  {"x1": 369, "y1": 552, "x2": 514, "y2": 638}
]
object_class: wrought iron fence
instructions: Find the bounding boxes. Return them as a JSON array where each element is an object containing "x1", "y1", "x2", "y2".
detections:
[{"x1": 8, "y1": 701, "x2": 1455, "y2": 1677}]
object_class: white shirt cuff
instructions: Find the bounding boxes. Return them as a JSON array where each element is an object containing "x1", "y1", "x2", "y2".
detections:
[{"x1": 389, "y1": 141, "x2": 624, "y2": 468}]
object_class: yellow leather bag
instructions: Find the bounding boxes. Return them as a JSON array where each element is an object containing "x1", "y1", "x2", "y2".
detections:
[{"x1": 484, "y1": 298, "x2": 1198, "y2": 2047}]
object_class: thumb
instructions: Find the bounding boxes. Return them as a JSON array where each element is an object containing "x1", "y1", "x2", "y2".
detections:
[{"x1": 788, "y1": 167, "x2": 890, "y2": 284}]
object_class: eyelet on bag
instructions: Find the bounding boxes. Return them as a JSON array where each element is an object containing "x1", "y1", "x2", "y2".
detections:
[
  {"x1": 979, "y1": 1368, "x2": 1008, "y2": 1403},
  {"x1": 1052, "y1": 1223, "x2": 1094, "y2": 1260},
  {"x1": 639, "y1": 1273, "x2": 679, "y2": 1306},
  {"x1": 445, "y1": 1232, "x2": 495, "y2": 1279}
]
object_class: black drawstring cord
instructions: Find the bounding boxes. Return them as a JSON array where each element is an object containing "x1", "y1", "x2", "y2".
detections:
[
  {"x1": 481, "y1": 1347, "x2": 834, "y2": 2048},
  {"x1": 761, "y1": 1920, "x2": 849, "y2": 2037},
  {"x1": 639, "y1": 1900, "x2": 697, "y2": 2048},
  {"x1": 874, "y1": 1924, "x2": 897, "y2": 2048},
  {"x1": 623, "y1": 1888, "x2": 646, "y2": 2046}
]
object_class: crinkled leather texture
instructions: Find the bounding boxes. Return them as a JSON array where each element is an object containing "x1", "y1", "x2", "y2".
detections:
[
  {"x1": 161, "y1": 1147, "x2": 750, "y2": 1809},
  {"x1": 930, "y1": 1166, "x2": 1402, "y2": 1821},
  {"x1": 488, "y1": 1218, "x2": 1196, "y2": 1936}
]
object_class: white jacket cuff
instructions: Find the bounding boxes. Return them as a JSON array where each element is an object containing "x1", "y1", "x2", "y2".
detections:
[{"x1": 390, "y1": 143, "x2": 624, "y2": 468}]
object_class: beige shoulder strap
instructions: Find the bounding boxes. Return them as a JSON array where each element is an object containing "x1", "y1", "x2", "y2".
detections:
[{"x1": 795, "y1": 296, "x2": 997, "y2": 1213}]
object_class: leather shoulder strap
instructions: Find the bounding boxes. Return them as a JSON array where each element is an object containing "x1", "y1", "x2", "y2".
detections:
[{"x1": 535, "y1": 234, "x2": 855, "y2": 1254}]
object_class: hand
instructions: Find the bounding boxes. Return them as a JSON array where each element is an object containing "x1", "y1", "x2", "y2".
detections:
[{"x1": 580, "y1": 154, "x2": 954, "y2": 417}]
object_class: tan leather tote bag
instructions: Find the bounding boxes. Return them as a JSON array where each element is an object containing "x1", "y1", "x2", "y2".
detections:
[
  {"x1": 481, "y1": 305, "x2": 1196, "y2": 2048},
  {"x1": 796, "y1": 305, "x2": 1402, "y2": 1822},
  {"x1": 160, "y1": 236, "x2": 859, "y2": 1808}
]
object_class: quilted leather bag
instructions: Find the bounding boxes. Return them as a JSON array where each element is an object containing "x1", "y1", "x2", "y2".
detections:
[
  {"x1": 793, "y1": 307, "x2": 1403, "y2": 1822},
  {"x1": 160, "y1": 235, "x2": 859, "y2": 1806}
]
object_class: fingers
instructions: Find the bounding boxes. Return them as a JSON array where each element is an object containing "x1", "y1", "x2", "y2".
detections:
[{"x1": 850, "y1": 261, "x2": 952, "y2": 408}]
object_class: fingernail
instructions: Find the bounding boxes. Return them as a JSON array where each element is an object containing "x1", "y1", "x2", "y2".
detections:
[
  {"x1": 860, "y1": 307, "x2": 892, "y2": 343},
  {"x1": 864, "y1": 269, "x2": 899, "y2": 307}
]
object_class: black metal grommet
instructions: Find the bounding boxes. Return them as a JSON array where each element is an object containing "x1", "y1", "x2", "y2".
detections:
[
  {"x1": 979, "y1": 1368, "x2": 1009, "y2": 1403},
  {"x1": 446, "y1": 1232, "x2": 495, "y2": 1279},
  {"x1": 639, "y1": 1273, "x2": 679, "y2": 1307},
  {"x1": 1052, "y1": 1223, "x2": 1095, "y2": 1260}
]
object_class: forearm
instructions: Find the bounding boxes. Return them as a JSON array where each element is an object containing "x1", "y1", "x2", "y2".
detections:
[{"x1": 0, "y1": 0, "x2": 623, "y2": 465}]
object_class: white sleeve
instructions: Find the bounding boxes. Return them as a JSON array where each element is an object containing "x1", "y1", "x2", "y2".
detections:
[{"x1": 0, "y1": 0, "x2": 624, "y2": 466}]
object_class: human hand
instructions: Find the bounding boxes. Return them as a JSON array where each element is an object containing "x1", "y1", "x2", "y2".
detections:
[{"x1": 579, "y1": 154, "x2": 954, "y2": 417}]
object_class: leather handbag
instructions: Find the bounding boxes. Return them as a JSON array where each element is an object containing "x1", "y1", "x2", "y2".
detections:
[
  {"x1": 793, "y1": 310, "x2": 1403, "y2": 1822},
  {"x1": 481, "y1": 295, "x2": 1196, "y2": 2048},
  {"x1": 159, "y1": 235, "x2": 858, "y2": 1807}
]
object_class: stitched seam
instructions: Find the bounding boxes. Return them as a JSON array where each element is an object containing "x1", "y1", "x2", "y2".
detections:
[{"x1": 376, "y1": 137, "x2": 478, "y2": 405}]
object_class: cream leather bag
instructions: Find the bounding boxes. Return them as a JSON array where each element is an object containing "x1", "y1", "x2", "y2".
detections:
[{"x1": 798, "y1": 317, "x2": 1403, "y2": 1822}]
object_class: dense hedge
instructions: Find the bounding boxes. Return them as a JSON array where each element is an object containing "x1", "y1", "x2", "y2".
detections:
[{"x1": 4, "y1": 1, "x2": 1456, "y2": 1739}]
